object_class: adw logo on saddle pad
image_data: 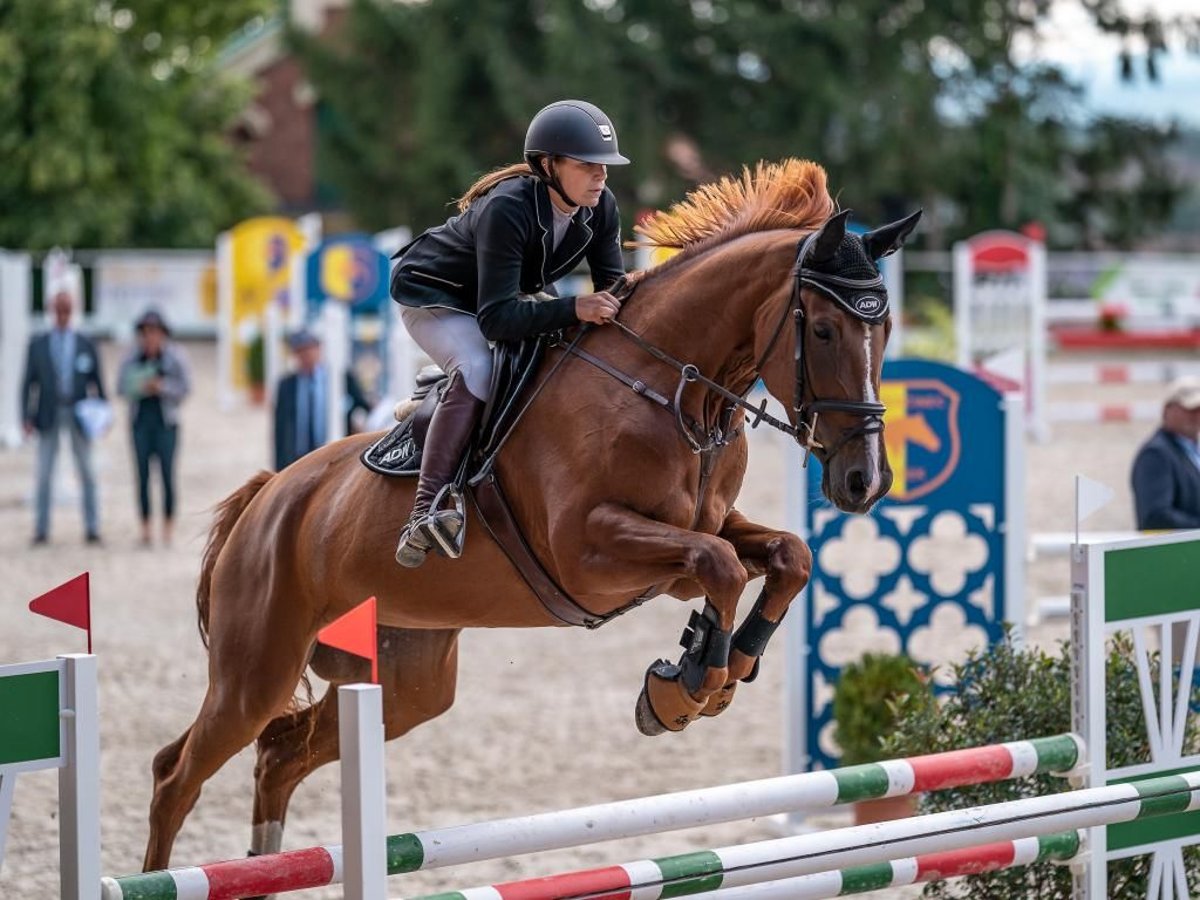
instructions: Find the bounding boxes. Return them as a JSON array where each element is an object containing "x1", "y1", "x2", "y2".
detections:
[{"x1": 880, "y1": 378, "x2": 961, "y2": 502}]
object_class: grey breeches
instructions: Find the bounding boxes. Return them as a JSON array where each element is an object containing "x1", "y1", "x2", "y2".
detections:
[{"x1": 400, "y1": 306, "x2": 493, "y2": 401}]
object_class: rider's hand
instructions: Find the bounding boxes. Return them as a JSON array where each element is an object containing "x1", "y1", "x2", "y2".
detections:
[{"x1": 575, "y1": 291, "x2": 622, "y2": 325}]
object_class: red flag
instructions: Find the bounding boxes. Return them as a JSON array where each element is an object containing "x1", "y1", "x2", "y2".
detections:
[
  {"x1": 29, "y1": 572, "x2": 92, "y2": 653},
  {"x1": 317, "y1": 597, "x2": 377, "y2": 684}
]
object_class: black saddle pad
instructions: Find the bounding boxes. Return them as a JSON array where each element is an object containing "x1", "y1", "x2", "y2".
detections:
[
  {"x1": 361, "y1": 418, "x2": 422, "y2": 476},
  {"x1": 360, "y1": 336, "x2": 548, "y2": 478}
]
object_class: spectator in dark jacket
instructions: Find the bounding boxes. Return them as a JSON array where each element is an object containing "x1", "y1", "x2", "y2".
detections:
[
  {"x1": 21, "y1": 291, "x2": 107, "y2": 544},
  {"x1": 273, "y1": 329, "x2": 370, "y2": 471},
  {"x1": 1131, "y1": 376, "x2": 1200, "y2": 530},
  {"x1": 118, "y1": 309, "x2": 191, "y2": 547}
]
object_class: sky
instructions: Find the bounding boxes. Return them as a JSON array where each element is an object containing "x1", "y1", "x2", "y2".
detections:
[{"x1": 1022, "y1": 0, "x2": 1200, "y2": 126}]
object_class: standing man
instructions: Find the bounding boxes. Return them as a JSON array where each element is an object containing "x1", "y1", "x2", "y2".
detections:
[
  {"x1": 273, "y1": 329, "x2": 370, "y2": 471},
  {"x1": 1130, "y1": 376, "x2": 1200, "y2": 530},
  {"x1": 21, "y1": 290, "x2": 107, "y2": 544}
]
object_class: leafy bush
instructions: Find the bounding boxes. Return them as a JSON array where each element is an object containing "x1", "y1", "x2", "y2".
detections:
[
  {"x1": 882, "y1": 629, "x2": 1200, "y2": 898},
  {"x1": 832, "y1": 652, "x2": 933, "y2": 766}
]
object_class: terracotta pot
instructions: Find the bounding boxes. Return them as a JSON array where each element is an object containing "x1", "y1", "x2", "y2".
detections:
[
  {"x1": 853, "y1": 793, "x2": 919, "y2": 826},
  {"x1": 248, "y1": 383, "x2": 266, "y2": 406}
]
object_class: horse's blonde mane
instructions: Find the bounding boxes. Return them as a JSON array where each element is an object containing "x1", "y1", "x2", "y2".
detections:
[{"x1": 629, "y1": 159, "x2": 835, "y2": 279}]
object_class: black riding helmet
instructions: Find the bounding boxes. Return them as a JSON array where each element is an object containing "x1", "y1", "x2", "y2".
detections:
[{"x1": 524, "y1": 100, "x2": 629, "y2": 206}]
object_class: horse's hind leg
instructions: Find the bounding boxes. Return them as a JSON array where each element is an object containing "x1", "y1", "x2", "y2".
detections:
[
  {"x1": 249, "y1": 627, "x2": 461, "y2": 857},
  {"x1": 144, "y1": 623, "x2": 314, "y2": 870}
]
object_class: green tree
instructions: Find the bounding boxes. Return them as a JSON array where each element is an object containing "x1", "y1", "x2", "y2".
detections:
[
  {"x1": 292, "y1": 0, "x2": 1198, "y2": 248},
  {"x1": 1058, "y1": 116, "x2": 1186, "y2": 249},
  {"x1": 0, "y1": 0, "x2": 274, "y2": 250}
]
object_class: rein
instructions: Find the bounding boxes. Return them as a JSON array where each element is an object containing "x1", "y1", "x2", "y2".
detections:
[
  {"x1": 606, "y1": 317, "x2": 790, "y2": 454},
  {"x1": 561, "y1": 234, "x2": 888, "y2": 465}
]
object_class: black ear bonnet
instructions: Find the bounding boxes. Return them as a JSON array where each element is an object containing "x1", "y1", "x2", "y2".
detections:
[{"x1": 797, "y1": 230, "x2": 889, "y2": 325}]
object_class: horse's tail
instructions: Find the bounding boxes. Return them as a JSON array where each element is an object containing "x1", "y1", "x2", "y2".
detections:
[{"x1": 196, "y1": 471, "x2": 274, "y2": 649}]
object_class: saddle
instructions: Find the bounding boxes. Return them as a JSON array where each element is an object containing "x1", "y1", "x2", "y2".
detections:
[
  {"x1": 361, "y1": 337, "x2": 605, "y2": 627},
  {"x1": 361, "y1": 337, "x2": 544, "y2": 479}
]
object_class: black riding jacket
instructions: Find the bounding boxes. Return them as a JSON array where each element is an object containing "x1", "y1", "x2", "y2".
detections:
[{"x1": 389, "y1": 176, "x2": 624, "y2": 343}]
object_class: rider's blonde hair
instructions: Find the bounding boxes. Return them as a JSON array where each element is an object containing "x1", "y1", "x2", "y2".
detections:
[{"x1": 456, "y1": 162, "x2": 539, "y2": 212}]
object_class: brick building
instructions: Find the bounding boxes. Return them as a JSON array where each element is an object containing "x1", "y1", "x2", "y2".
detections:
[{"x1": 220, "y1": 0, "x2": 349, "y2": 215}]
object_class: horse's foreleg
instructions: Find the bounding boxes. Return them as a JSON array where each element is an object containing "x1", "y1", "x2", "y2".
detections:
[
  {"x1": 697, "y1": 509, "x2": 812, "y2": 718},
  {"x1": 249, "y1": 628, "x2": 461, "y2": 864},
  {"x1": 581, "y1": 504, "x2": 748, "y2": 736}
]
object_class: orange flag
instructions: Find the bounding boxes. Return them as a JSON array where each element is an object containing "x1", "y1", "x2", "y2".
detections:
[
  {"x1": 317, "y1": 597, "x2": 378, "y2": 684},
  {"x1": 29, "y1": 572, "x2": 92, "y2": 653}
]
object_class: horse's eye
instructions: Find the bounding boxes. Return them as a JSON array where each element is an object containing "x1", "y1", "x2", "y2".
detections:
[{"x1": 813, "y1": 324, "x2": 834, "y2": 341}]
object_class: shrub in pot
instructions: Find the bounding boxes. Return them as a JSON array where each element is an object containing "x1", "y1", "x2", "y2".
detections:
[{"x1": 832, "y1": 652, "x2": 933, "y2": 824}]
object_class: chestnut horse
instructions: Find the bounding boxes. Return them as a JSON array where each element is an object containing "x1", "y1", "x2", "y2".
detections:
[{"x1": 143, "y1": 160, "x2": 920, "y2": 870}]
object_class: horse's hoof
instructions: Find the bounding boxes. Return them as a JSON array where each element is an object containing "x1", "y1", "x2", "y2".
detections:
[
  {"x1": 636, "y1": 660, "x2": 705, "y2": 735},
  {"x1": 635, "y1": 687, "x2": 668, "y2": 736},
  {"x1": 699, "y1": 681, "x2": 737, "y2": 718}
]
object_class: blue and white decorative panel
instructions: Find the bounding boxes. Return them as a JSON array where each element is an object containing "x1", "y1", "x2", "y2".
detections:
[{"x1": 800, "y1": 359, "x2": 1016, "y2": 770}]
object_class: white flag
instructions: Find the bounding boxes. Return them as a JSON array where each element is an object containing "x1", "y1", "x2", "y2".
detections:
[
  {"x1": 1076, "y1": 474, "x2": 1115, "y2": 529},
  {"x1": 981, "y1": 347, "x2": 1026, "y2": 385}
]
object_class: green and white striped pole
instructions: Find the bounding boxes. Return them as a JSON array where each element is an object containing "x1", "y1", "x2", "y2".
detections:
[
  {"x1": 706, "y1": 831, "x2": 1082, "y2": 899},
  {"x1": 409, "y1": 773, "x2": 1199, "y2": 900},
  {"x1": 101, "y1": 734, "x2": 1080, "y2": 900}
]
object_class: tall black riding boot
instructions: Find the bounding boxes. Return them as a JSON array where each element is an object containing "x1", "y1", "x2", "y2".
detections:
[{"x1": 395, "y1": 372, "x2": 485, "y2": 568}]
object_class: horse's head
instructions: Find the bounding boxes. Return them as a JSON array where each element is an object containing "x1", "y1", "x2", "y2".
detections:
[{"x1": 758, "y1": 208, "x2": 922, "y2": 514}]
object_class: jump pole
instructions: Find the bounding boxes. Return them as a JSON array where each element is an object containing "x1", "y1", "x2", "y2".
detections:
[
  {"x1": 413, "y1": 832, "x2": 1084, "y2": 900},
  {"x1": 703, "y1": 830, "x2": 1082, "y2": 899},
  {"x1": 409, "y1": 773, "x2": 1200, "y2": 900},
  {"x1": 321, "y1": 301, "x2": 349, "y2": 443},
  {"x1": 340, "y1": 684, "x2": 386, "y2": 900},
  {"x1": 101, "y1": 734, "x2": 1081, "y2": 900},
  {"x1": 0, "y1": 250, "x2": 31, "y2": 449}
]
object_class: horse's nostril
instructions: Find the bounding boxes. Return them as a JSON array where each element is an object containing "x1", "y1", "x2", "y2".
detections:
[{"x1": 847, "y1": 468, "x2": 869, "y2": 499}]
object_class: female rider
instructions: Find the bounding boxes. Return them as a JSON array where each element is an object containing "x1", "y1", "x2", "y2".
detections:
[{"x1": 390, "y1": 99, "x2": 630, "y2": 567}]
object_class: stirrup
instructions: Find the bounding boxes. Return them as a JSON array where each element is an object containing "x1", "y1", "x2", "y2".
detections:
[{"x1": 421, "y1": 485, "x2": 467, "y2": 559}]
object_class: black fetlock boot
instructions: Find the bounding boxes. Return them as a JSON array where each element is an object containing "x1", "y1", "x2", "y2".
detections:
[{"x1": 395, "y1": 372, "x2": 485, "y2": 568}]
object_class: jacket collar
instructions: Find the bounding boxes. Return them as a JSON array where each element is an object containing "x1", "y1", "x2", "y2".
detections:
[{"x1": 534, "y1": 181, "x2": 595, "y2": 283}]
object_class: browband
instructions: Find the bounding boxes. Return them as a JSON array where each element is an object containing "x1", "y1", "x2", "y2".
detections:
[{"x1": 800, "y1": 273, "x2": 889, "y2": 325}]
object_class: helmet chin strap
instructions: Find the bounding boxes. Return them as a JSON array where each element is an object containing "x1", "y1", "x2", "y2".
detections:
[{"x1": 540, "y1": 157, "x2": 580, "y2": 209}]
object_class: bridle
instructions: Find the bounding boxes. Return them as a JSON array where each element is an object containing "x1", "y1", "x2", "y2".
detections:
[
  {"x1": 568, "y1": 229, "x2": 889, "y2": 465},
  {"x1": 765, "y1": 228, "x2": 888, "y2": 462}
]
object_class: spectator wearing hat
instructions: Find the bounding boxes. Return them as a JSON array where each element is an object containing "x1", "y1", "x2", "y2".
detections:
[
  {"x1": 1131, "y1": 376, "x2": 1200, "y2": 530},
  {"x1": 118, "y1": 308, "x2": 191, "y2": 547},
  {"x1": 273, "y1": 329, "x2": 371, "y2": 471},
  {"x1": 21, "y1": 290, "x2": 107, "y2": 545}
]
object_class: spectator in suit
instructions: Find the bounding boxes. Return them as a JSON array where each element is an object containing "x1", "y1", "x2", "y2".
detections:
[
  {"x1": 21, "y1": 290, "x2": 107, "y2": 545},
  {"x1": 273, "y1": 329, "x2": 370, "y2": 471},
  {"x1": 1131, "y1": 376, "x2": 1200, "y2": 530},
  {"x1": 118, "y1": 308, "x2": 191, "y2": 547}
]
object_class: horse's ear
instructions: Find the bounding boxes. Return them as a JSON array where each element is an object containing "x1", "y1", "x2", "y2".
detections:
[
  {"x1": 807, "y1": 209, "x2": 853, "y2": 264},
  {"x1": 862, "y1": 209, "x2": 923, "y2": 261}
]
